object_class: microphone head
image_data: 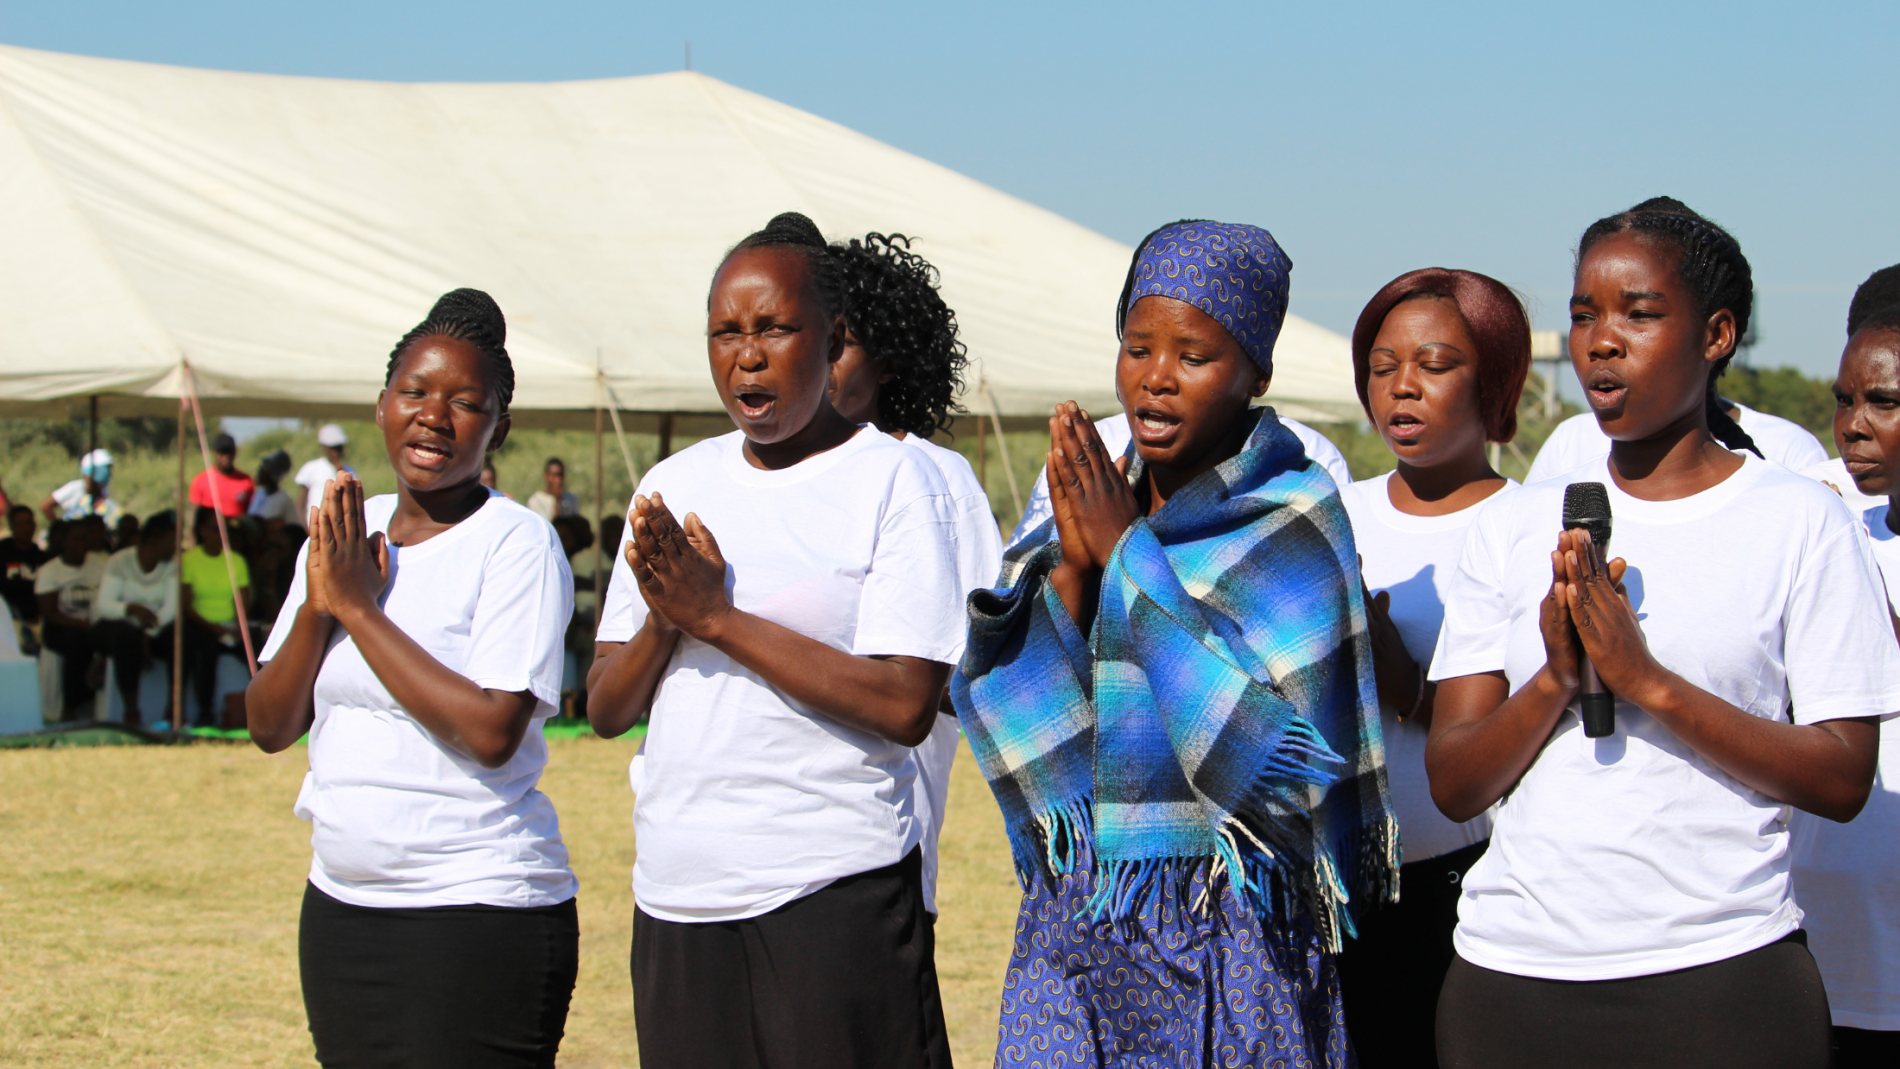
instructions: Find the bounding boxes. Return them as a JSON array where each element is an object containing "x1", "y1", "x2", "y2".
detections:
[{"x1": 1563, "y1": 481, "x2": 1613, "y2": 549}]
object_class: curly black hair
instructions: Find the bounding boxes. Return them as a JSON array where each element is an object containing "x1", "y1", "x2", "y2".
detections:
[{"x1": 833, "y1": 233, "x2": 968, "y2": 439}]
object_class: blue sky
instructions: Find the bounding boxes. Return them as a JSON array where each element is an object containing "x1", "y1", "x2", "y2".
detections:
[{"x1": 6, "y1": 1, "x2": 1894, "y2": 378}]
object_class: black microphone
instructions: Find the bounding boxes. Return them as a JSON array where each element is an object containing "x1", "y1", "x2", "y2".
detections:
[{"x1": 1562, "y1": 482, "x2": 1616, "y2": 738}]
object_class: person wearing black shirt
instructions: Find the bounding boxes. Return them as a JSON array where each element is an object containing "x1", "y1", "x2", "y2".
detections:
[{"x1": 0, "y1": 504, "x2": 48, "y2": 626}]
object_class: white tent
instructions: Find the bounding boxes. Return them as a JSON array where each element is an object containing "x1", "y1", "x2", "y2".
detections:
[{"x1": 0, "y1": 44, "x2": 1361, "y2": 431}]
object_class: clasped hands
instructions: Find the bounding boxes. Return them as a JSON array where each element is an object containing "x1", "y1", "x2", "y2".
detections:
[
  {"x1": 1046, "y1": 402, "x2": 1140, "y2": 580},
  {"x1": 624, "y1": 492, "x2": 731, "y2": 642},
  {"x1": 303, "y1": 472, "x2": 389, "y2": 626},
  {"x1": 1539, "y1": 528, "x2": 1660, "y2": 704}
]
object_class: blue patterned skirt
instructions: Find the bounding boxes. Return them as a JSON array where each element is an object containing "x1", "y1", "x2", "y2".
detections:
[{"x1": 994, "y1": 843, "x2": 1352, "y2": 1069}]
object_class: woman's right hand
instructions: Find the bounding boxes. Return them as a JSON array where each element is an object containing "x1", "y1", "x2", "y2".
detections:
[
  {"x1": 1540, "y1": 532, "x2": 1584, "y2": 693},
  {"x1": 1047, "y1": 402, "x2": 1138, "y2": 570},
  {"x1": 304, "y1": 491, "x2": 333, "y2": 619}
]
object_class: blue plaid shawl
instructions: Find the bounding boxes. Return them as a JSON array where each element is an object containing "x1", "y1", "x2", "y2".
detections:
[{"x1": 951, "y1": 409, "x2": 1396, "y2": 950}]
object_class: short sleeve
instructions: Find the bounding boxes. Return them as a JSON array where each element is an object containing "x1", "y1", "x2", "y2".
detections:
[
  {"x1": 465, "y1": 528, "x2": 574, "y2": 714},
  {"x1": 595, "y1": 497, "x2": 644, "y2": 643},
  {"x1": 1428, "y1": 507, "x2": 1514, "y2": 681},
  {"x1": 258, "y1": 542, "x2": 310, "y2": 663},
  {"x1": 33, "y1": 566, "x2": 60, "y2": 595},
  {"x1": 1784, "y1": 521, "x2": 1900, "y2": 725},
  {"x1": 854, "y1": 492, "x2": 966, "y2": 665},
  {"x1": 232, "y1": 551, "x2": 252, "y2": 589}
]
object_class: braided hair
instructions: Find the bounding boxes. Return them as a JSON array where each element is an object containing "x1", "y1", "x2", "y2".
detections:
[
  {"x1": 386, "y1": 288, "x2": 515, "y2": 413},
  {"x1": 1848, "y1": 265, "x2": 1900, "y2": 337},
  {"x1": 833, "y1": 233, "x2": 969, "y2": 439},
  {"x1": 1576, "y1": 197, "x2": 1761, "y2": 458},
  {"x1": 719, "y1": 212, "x2": 843, "y2": 321}
]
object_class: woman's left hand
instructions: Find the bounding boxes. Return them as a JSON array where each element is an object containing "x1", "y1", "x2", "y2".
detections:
[
  {"x1": 1560, "y1": 529, "x2": 1655, "y2": 700},
  {"x1": 314, "y1": 472, "x2": 389, "y2": 623},
  {"x1": 627, "y1": 492, "x2": 732, "y2": 642}
]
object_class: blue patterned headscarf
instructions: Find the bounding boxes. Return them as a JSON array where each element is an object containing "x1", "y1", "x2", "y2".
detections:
[{"x1": 1120, "y1": 220, "x2": 1292, "y2": 377}]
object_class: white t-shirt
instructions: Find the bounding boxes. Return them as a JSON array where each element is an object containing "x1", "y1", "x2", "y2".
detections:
[
  {"x1": 525, "y1": 489, "x2": 579, "y2": 522},
  {"x1": 597, "y1": 428, "x2": 965, "y2": 923},
  {"x1": 1430, "y1": 454, "x2": 1900, "y2": 980},
  {"x1": 94, "y1": 547, "x2": 177, "y2": 632},
  {"x1": 249, "y1": 486, "x2": 301, "y2": 525},
  {"x1": 34, "y1": 551, "x2": 108, "y2": 622},
  {"x1": 1790, "y1": 502, "x2": 1900, "y2": 1030},
  {"x1": 902, "y1": 432, "x2": 1004, "y2": 915},
  {"x1": 1009, "y1": 409, "x2": 1353, "y2": 546},
  {"x1": 260, "y1": 491, "x2": 577, "y2": 909},
  {"x1": 1800, "y1": 456, "x2": 1886, "y2": 516},
  {"x1": 1525, "y1": 404, "x2": 1828, "y2": 483},
  {"x1": 294, "y1": 457, "x2": 354, "y2": 509},
  {"x1": 1340, "y1": 472, "x2": 1509, "y2": 863}
]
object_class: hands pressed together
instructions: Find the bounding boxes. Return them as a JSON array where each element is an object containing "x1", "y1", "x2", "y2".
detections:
[
  {"x1": 1539, "y1": 528, "x2": 1658, "y2": 705},
  {"x1": 304, "y1": 472, "x2": 389, "y2": 627},
  {"x1": 624, "y1": 492, "x2": 732, "y2": 642},
  {"x1": 1044, "y1": 402, "x2": 1139, "y2": 624}
]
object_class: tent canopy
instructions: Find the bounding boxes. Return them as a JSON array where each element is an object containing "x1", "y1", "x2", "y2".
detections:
[{"x1": 0, "y1": 45, "x2": 1363, "y2": 430}]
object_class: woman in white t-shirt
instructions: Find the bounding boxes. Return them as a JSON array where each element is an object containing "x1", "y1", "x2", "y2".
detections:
[
  {"x1": 1427, "y1": 198, "x2": 1900, "y2": 1069},
  {"x1": 1333, "y1": 268, "x2": 1531, "y2": 1067},
  {"x1": 827, "y1": 231, "x2": 1004, "y2": 930},
  {"x1": 587, "y1": 213, "x2": 964, "y2": 1068},
  {"x1": 1790, "y1": 297, "x2": 1900, "y2": 1068},
  {"x1": 247, "y1": 289, "x2": 578, "y2": 1068}
]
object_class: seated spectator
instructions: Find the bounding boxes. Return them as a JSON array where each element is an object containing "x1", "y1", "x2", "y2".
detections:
[
  {"x1": 248, "y1": 450, "x2": 300, "y2": 527},
  {"x1": 35, "y1": 520, "x2": 109, "y2": 718},
  {"x1": 479, "y1": 458, "x2": 511, "y2": 498},
  {"x1": 179, "y1": 506, "x2": 254, "y2": 727},
  {"x1": 526, "y1": 457, "x2": 578, "y2": 522},
  {"x1": 92, "y1": 511, "x2": 179, "y2": 723},
  {"x1": 190, "y1": 433, "x2": 256, "y2": 517},
  {"x1": 246, "y1": 450, "x2": 302, "y2": 623},
  {"x1": 114, "y1": 514, "x2": 141, "y2": 552},
  {"x1": 0, "y1": 504, "x2": 47, "y2": 629},
  {"x1": 43, "y1": 450, "x2": 122, "y2": 527}
]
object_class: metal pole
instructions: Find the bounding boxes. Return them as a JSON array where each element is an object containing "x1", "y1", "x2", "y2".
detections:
[
  {"x1": 172, "y1": 394, "x2": 186, "y2": 732},
  {"x1": 88, "y1": 395, "x2": 98, "y2": 477},
  {"x1": 977, "y1": 409, "x2": 987, "y2": 490},
  {"x1": 658, "y1": 413, "x2": 674, "y2": 461}
]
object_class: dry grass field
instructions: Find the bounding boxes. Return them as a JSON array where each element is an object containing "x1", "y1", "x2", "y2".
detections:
[{"x1": 0, "y1": 733, "x2": 1020, "y2": 1067}]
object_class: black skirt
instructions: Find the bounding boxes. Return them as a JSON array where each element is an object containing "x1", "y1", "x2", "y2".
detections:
[
  {"x1": 298, "y1": 882, "x2": 579, "y2": 1069},
  {"x1": 631, "y1": 847, "x2": 950, "y2": 1069},
  {"x1": 1435, "y1": 930, "x2": 1830, "y2": 1069}
]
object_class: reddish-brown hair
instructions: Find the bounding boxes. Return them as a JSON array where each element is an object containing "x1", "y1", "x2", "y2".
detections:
[{"x1": 1351, "y1": 267, "x2": 1532, "y2": 443}]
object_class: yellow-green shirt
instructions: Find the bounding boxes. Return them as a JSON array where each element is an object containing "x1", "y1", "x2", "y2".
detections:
[{"x1": 180, "y1": 546, "x2": 250, "y2": 625}]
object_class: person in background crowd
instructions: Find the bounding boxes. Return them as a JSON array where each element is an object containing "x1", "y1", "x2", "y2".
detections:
[
  {"x1": 1, "y1": 503, "x2": 48, "y2": 628},
  {"x1": 43, "y1": 449, "x2": 122, "y2": 527},
  {"x1": 248, "y1": 289, "x2": 579, "y2": 1066},
  {"x1": 589, "y1": 213, "x2": 961, "y2": 1068},
  {"x1": 191, "y1": 433, "x2": 255, "y2": 517},
  {"x1": 479, "y1": 457, "x2": 509, "y2": 498},
  {"x1": 113, "y1": 514, "x2": 140, "y2": 552},
  {"x1": 0, "y1": 472, "x2": 11, "y2": 515},
  {"x1": 1803, "y1": 263, "x2": 1900, "y2": 514},
  {"x1": 526, "y1": 457, "x2": 578, "y2": 522},
  {"x1": 179, "y1": 505, "x2": 252, "y2": 727},
  {"x1": 551, "y1": 514, "x2": 598, "y2": 709},
  {"x1": 247, "y1": 449, "x2": 302, "y2": 623},
  {"x1": 1333, "y1": 268, "x2": 1532, "y2": 1067},
  {"x1": 35, "y1": 519, "x2": 109, "y2": 716},
  {"x1": 957, "y1": 220, "x2": 1393, "y2": 1067},
  {"x1": 92, "y1": 511, "x2": 179, "y2": 725},
  {"x1": 1427, "y1": 198, "x2": 1899, "y2": 1069},
  {"x1": 828, "y1": 230, "x2": 1000, "y2": 929},
  {"x1": 1789, "y1": 298, "x2": 1900, "y2": 1068},
  {"x1": 249, "y1": 450, "x2": 299, "y2": 527},
  {"x1": 295, "y1": 424, "x2": 352, "y2": 516},
  {"x1": 1525, "y1": 385, "x2": 1827, "y2": 482}
]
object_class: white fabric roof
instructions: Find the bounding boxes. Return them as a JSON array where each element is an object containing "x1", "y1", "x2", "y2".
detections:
[{"x1": 0, "y1": 44, "x2": 1362, "y2": 429}]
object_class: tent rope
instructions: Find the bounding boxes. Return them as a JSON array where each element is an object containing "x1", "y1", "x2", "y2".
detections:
[
  {"x1": 980, "y1": 382, "x2": 1023, "y2": 517},
  {"x1": 181, "y1": 368, "x2": 259, "y2": 676},
  {"x1": 601, "y1": 380, "x2": 641, "y2": 489}
]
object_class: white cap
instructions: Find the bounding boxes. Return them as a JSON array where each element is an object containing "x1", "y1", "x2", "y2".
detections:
[
  {"x1": 80, "y1": 449, "x2": 114, "y2": 477},
  {"x1": 316, "y1": 424, "x2": 348, "y2": 448}
]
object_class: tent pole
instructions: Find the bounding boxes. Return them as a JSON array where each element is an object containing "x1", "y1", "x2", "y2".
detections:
[
  {"x1": 593, "y1": 403, "x2": 604, "y2": 635},
  {"x1": 172, "y1": 393, "x2": 186, "y2": 733},
  {"x1": 88, "y1": 395, "x2": 98, "y2": 470},
  {"x1": 658, "y1": 413, "x2": 674, "y2": 461},
  {"x1": 977, "y1": 409, "x2": 987, "y2": 491}
]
